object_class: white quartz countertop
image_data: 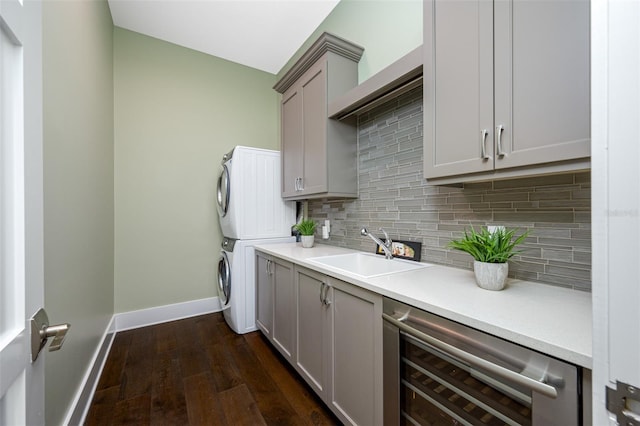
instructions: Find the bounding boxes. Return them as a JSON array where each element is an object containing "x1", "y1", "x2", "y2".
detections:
[{"x1": 254, "y1": 242, "x2": 592, "y2": 369}]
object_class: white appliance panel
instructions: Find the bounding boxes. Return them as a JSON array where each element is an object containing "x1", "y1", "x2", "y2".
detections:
[
  {"x1": 217, "y1": 146, "x2": 295, "y2": 239},
  {"x1": 220, "y1": 236, "x2": 295, "y2": 334}
]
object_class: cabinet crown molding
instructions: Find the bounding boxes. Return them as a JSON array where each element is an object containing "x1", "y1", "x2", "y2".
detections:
[{"x1": 274, "y1": 32, "x2": 364, "y2": 94}]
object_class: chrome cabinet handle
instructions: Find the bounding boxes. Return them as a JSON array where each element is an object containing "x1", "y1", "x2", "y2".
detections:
[
  {"x1": 299, "y1": 177, "x2": 304, "y2": 191},
  {"x1": 481, "y1": 129, "x2": 490, "y2": 160},
  {"x1": 294, "y1": 178, "x2": 299, "y2": 191},
  {"x1": 322, "y1": 284, "x2": 331, "y2": 306},
  {"x1": 382, "y1": 312, "x2": 559, "y2": 399},
  {"x1": 319, "y1": 282, "x2": 331, "y2": 306},
  {"x1": 496, "y1": 125, "x2": 505, "y2": 157}
]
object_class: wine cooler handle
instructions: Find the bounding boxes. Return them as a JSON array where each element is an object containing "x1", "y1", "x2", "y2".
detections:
[{"x1": 382, "y1": 313, "x2": 558, "y2": 399}]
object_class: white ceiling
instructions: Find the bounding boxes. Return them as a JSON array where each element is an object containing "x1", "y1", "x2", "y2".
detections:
[{"x1": 107, "y1": 0, "x2": 341, "y2": 75}]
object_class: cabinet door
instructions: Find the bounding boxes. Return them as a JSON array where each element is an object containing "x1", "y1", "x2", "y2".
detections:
[
  {"x1": 424, "y1": 0, "x2": 494, "y2": 179},
  {"x1": 300, "y1": 60, "x2": 328, "y2": 196},
  {"x1": 295, "y1": 267, "x2": 330, "y2": 398},
  {"x1": 272, "y1": 259, "x2": 295, "y2": 361},
  {"x1": 494, "y1": 0, "x2": 590, "y2": 169},
  {"x1": 281, "y1": 86, "x2": 303, "y2": 197},
  {"x1": 255, "y1": 253, "x2": 272, "y2": 337},
  {"x1": 328, "y1": 280, "x2": 383, "y2": 426}
]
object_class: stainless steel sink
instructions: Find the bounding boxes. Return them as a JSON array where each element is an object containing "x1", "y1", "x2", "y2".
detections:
[{"x1": 306, "y1": 252, "x2": 432, "y2": 278}]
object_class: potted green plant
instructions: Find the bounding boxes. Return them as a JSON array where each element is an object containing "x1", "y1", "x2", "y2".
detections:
[
  {"x1": 448, "y1": 227, "x2": 529, "y2": 291},
  {"x1": 295, "y1": 219, "x2": 317, "y2": 248}
]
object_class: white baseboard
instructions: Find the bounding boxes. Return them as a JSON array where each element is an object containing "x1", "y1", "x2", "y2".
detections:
[
  {"x1": 114, "y1": 296, "x2": 222, "y2": 331},
  {"x1": 64, "y1": 315, "x2": 116, "y2": 426},
  {"x1": 66, "y1": 297, "x2": 222, "y2": 425}
]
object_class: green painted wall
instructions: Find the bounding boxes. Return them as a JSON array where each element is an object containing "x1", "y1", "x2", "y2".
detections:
[
  {"x1": 277, "y1": 0, "x2": 423, "y2": 83},
  {"x1": 37, "y1": 2, "x2": 420, "y2": 421},
  {"x1": 113, "y1": 28, "x2": 279, "y2": 313},
  {"x1": 42, "y1": 1, "x2": 114, "y2": 424}
]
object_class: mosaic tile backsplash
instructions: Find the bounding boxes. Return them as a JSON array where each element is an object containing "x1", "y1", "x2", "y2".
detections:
[{"x1": 308, "y1": 88, "x2": 591, "y2": 291}]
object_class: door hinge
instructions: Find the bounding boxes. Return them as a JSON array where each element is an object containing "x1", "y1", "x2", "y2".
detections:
[{"x1": 607, "y1": 381, "x2": 640, "y2": 426}]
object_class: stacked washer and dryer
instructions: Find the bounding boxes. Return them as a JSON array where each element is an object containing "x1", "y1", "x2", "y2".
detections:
[{"x1": 216, "y1": 146, "x2": 296, "y2": 334}]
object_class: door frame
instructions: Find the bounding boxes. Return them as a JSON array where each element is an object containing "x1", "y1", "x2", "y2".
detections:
[
  {"x1": 0, "y1": 0, "x2": 45, "y2": 423},
  {"x1": 591, "y1": 0, "x2": 640, "y2": 423}
]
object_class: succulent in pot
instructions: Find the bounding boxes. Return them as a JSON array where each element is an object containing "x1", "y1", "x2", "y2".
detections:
[
  {"x1": 448, "y1": 227, "x2": 529, "y2": 291},
  {"x1": 295, "y1": 219, "x2": 317, "y2": 248}
]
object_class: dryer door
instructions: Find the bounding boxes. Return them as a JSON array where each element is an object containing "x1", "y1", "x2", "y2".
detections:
[
  {"x1": 217, "y1": 251, "x2": 231, "y2": 308},
  {"x1": 216, "y1": 164, "x2": 230, "y2": 217}
]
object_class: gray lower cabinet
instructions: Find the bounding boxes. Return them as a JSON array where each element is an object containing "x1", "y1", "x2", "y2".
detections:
[
  {"x1": 327, "y1": 278, "x2": 383, "y2": 426},
  {"x1": 255, "y1": 252, "x2": 295, "y2": 362},
  {"x1": 294, "y1": 266, "x2": 383, "y2": 426},
  {"x1": 255, "y1": 252, "x2": 272, "y2": 338},
  {"x1": 423, "y1": 0, "x2": 590, "y2": 182},
  {"x1": 295, "y1": 267, "x2": 329, "y2": 396}
]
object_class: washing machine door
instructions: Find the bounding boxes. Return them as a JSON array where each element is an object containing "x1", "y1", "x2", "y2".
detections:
[
  {"x1": 217, "y1": 251, "x2": 231, "y2": 308},
  {"x1": 216, "y1": 164, "x2": 230, "y2": 218}
]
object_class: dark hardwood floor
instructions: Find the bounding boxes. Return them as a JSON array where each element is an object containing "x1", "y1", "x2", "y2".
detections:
[{"x1": 85, "y1": 313, "x2": 340, "y2": 425}]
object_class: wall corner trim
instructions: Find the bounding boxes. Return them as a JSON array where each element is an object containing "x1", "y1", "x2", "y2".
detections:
[{"x1": 65, "y1": 297, "x2": 221, "y2": 424}]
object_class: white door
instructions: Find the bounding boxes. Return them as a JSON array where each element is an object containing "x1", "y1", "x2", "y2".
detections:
[
  {"x1": 0, "y1": 0, "x2": 45, "y2": 424},
  {"x1": 591, "y1": 0, "x2": 640, "y2": 424}
]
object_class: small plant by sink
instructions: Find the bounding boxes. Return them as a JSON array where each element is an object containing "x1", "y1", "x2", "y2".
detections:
[
  {"x1": 448, "y1": 227, "x2": 529, "y2": 291},
  {"x1": 295, "y1": 219, "x2": 317, "y2": 248},
  {"x1": 448, "y1": 227, "x2": 528, "y2": 263}
]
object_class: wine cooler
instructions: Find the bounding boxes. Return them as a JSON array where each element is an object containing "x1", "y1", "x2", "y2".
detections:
[{"x1": 383, "y1": 298, "x2": 582, "y2": 426}]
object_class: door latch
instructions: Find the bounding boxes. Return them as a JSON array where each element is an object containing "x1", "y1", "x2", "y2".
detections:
[
  {"x1": 607, "y1": 381, "x2": 640, "y2": 426},
  {"x1": 30, "y1": 308, "x2": 70, "y2": 362}
]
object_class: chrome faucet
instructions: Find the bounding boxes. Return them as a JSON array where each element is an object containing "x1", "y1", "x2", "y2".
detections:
[{"x1": 361, "y1": 227, "x2": 393, "y2": 260}]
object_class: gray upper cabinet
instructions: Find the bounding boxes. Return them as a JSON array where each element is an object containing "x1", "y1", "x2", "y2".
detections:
[
  {"x1": 281, "y1": 87, "x2": 303, "y2": 196},
  {"x1": 424, "y1": 0, "x2": 494, "y2": 178},
  {"x1": 275, "y1": 32, "x2": 363, "y2": 200},
  {"x1": 424, "y1": 0, "x2": 590, "y2": 182}
]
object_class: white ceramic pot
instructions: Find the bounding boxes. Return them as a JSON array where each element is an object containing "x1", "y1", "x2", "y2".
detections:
[
  {"x1": 473, "y1": 261, "x2": 508, "y2": 291},
  {"x1": 301, "y1": 235, "x2": 315, "y2": 248}
]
